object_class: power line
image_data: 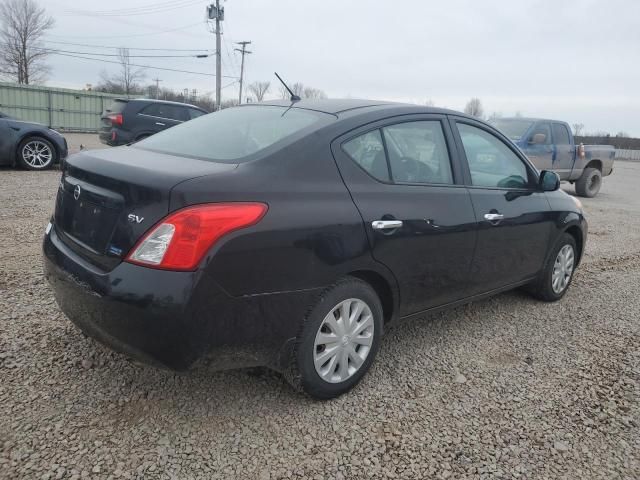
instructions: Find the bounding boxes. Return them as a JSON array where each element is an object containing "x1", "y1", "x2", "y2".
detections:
[
  {"x1": 46, "y1": 21, "x2": 204, "y2": 39},
  {"x1": 45, "y1": 51, "x2": 239, "y2": 78},
  {"x1": 64, "y1": 0, "x2": 204, "y2": 17},
  {"x1": 0, "y1": 42, "x2": 211, "y2": 58},
  {"x1": 43, "y1": 39, "x2": 213, "y2": 52}
]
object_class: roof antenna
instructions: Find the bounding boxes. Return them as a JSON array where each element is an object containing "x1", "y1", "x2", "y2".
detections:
[{"x1": 274, "y1": 72, "x2": 301, "y2": 102}]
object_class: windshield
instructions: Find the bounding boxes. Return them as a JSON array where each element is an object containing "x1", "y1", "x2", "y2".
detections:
[
  {"x1": 489, "y1": 119, "x2": 534, "y2": 141},
  {"x1": 134, "y1": 105, "x2": 330, "y2": 163}
]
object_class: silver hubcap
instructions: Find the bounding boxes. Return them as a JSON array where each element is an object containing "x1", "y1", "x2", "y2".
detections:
[
  {"x1": 22, "y1": 141, "x2": 52, "y2": 168},
  {"x1": 552, "y1": 244, "x2": 575, "y2": 294},
  {"x1": 313, "y1": 298, "x2": 374, "y2": 384}
]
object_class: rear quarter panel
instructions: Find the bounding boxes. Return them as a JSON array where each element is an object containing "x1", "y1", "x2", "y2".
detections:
[{"x1": 169, "y1": 131, "x2": 395, "y2": 298}]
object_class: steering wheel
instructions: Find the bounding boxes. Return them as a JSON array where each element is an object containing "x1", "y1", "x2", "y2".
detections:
[{"x1": 397, "y1": 156, "x2": 434, "y2": 183}]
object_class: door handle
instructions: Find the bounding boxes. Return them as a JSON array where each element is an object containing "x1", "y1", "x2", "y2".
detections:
[
  {"x1": 484, "y1": 213, "x2": 504, "y2": 221},
  {"x1": 155, "y1": 122, "x2": 166, "y2": 126},
  {"x1": 372, "y1": 220, "x2": 403, "y2": 230}
]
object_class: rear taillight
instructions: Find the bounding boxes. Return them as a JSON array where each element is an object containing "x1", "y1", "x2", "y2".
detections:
[
  {"x1": 125, "y1": 203, "x2": 267, "y2": 271},
  {"x1": 108, "y1": 113, "x2": 123, "y2": 127}
]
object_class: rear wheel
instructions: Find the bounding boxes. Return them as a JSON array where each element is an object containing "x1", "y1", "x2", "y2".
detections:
[
  {"x1": 286, "y1": 278, "x2": 383, "y2": 399},
  {"x1": 17, "y1": 137, "x2": 56, "y2": 170},
  {"x1": 527, "y1": 233, "x2": 577, "y2": 302},
  {"x1": 575, "y1": 167, "x2": 601, "y2": 197}
]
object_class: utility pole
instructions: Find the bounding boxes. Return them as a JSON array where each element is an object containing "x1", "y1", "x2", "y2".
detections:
[
  {"x1": 152, "y1": 77, "x2": 162, "y2": 99},
  {"x1": 235, "y1": 41, "x2": 251, "y2": 104},
  {"x1": 206, "y1": 1, "x2": 225, "y2": 110}
]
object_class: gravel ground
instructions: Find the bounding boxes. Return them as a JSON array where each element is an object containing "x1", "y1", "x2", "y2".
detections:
[{"x1": 0, "y1": 159, "x2": 638, "y2": 480}]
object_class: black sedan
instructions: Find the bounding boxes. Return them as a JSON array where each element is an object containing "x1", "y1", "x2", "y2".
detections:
[
  {"x1": 0, "y1": 111, "x2": 68, "y2": 170},
  {"x1": 43, "y1": 99, "x2": 587, "y2": 399}
]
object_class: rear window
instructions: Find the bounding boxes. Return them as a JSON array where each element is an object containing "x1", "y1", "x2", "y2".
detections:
[
  {"x1": 105, "y1": 100, "x2": 128, "y2": 114},
  {"x1": 134, "y1": 105, "x2": 329, "y2": 162},
  {"x1": 489, "y1": 119, "x2": 534, "y2": 141}
]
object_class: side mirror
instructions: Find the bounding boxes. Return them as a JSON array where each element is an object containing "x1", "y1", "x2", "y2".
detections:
[
  {"x1": 539, "y1": 170, "x2": 560, "y2": 191},
  {"x1": 529, "y1": 133, "x2": 546, "y2": 144}
]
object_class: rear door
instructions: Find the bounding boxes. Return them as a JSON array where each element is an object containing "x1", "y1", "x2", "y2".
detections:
[
  {"x1": 450, "y1": 117, "x2": 552, "y2": 293},
  {"x1": 551, "y1": 122, "x2": 575, "y2": 179},
  {"x1": 523, "y1": 121, "x2": 553, "y2": 171},
  {"x1": 332, "y1": 115, "x2": 477, "y2": 316},
  {"x1": 137, "y1": 103, "x2": 185, "y2": 134}
]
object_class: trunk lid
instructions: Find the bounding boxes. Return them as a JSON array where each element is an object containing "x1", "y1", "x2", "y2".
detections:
[{"x1": 54, "y1": 146, "x2": 237, "y2": 271}]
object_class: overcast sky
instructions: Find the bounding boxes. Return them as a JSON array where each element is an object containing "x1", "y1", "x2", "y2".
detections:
[{"x1": 44, "y1": 0, "x2": 639, "y2": 135}]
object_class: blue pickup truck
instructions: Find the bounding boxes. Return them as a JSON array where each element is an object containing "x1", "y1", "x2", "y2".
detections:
[{"x1": 489, "y1": 117, "x2": 615, "y2": 197}]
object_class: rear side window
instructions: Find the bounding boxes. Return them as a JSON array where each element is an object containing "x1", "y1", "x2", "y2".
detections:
[
  {"x1": 343, "y1": 130, "x2": 389, "y2": 181},
  {"x1": 140, "y1": 103, "x2": 187, "y2": 121},
  {"x1": 552, "y1": 123, "x2": 571, "y2": 145},
  {"x1": 105, "y1": 100, "x2": 128, "y2": 114},
  {"x1": 188, "y1": 108, "x2": 206, "y2": 120},
  {"x1": 458, "y1": 123, "x2": 530, "y2": 189},
  {"x1": 382, "y1": 121, "x2": 453, "y2": 184},
  {"x1": 135, "y1": 105, "x2": 327, "y2": 162}
]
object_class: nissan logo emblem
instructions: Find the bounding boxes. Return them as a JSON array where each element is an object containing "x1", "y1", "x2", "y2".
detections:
[{"x1": 74, "y1": 185, "x2": 81, "y2": 200}]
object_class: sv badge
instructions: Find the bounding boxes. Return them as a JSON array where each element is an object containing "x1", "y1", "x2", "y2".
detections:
[{"x1": 127, "y1": 214, "x2": 145, "y2": 224}]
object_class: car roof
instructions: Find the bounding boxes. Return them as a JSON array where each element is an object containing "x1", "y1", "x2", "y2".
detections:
[
  {"x1": 114, "y1": 97, "x2": 204, "y2": 110},
  {"x1": 252, "y1": 98, "x2": 462, "y2": 117},
  {"x1": 497, "y1": 117, "x2": 566, "y2": 124}
]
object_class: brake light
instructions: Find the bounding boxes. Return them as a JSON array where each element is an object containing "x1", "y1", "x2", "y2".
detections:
[
  {"x1": 125, "y1": 203, "x2": 267, "y2": 271},
  {"x1": 108, "y1": 113, "x2": 123, "y2": 127}
]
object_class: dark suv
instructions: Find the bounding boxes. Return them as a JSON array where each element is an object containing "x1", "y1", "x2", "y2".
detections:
[{"x1": 99, "y1": 98, "x2": 208, "y2": 146}]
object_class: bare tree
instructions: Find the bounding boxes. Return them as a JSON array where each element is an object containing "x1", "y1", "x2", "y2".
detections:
[
  {"x1": 0, "y1": 0, "x2": 54, "y2": 84},
  {"x1": 514, "y1": 110, "x2": 523, "y2": 118},
  {"x1": 487, "y1": 111, "x2": 503, "y2": 122},
  {"x1": 279, "y1": 82, "x2": 304, "y2": 99},
  {"x1": 247, "y1": 81, "x2": 270, "y2": 102},
  {"x1": 463, "y1": 98, "x2": 484, "y2": 118},
  {"x1": 424, "y1": 99, "x2": 435, "y2": 107},
  {"x1": 572, "y1": 123, "x2": 585, "y2": 136},
  {"x1": 302, "y1": 86, "x2": 327, "y2": 99},
  {"x1": 98, "y1": 48, "x2": 145, "y2": 96}
]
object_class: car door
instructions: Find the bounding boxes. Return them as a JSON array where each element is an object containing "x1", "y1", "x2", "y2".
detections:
[
  {"x1": 523, "y1": 121, "x2": 553, "y2": 171},
  {"x1": 332, "y1": 115, "x2": 477, "y2": 316},
  {"x1": 551, "y1": 123, "x2": 575, "y2": 179},
  {"x1": 0, "y1": 116, "x2": 12, "y2": 162},
  {"x1": 450, "y1": 117, "x2": 552, "y2": 293}
]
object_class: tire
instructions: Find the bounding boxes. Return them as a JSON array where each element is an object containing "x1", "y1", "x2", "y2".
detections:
[
  {"x1": 17, "y1": 137, "x2": 56, "y2": 170},
  {"x1": 575, "y1": 167, "x2": 602, "y2": 198},
  {"x1": 527, "y1": 233, "x2": 577, "y2": 302},
  {"x1": 286, "y1": 277, "x2": 383, "y2": 399}
]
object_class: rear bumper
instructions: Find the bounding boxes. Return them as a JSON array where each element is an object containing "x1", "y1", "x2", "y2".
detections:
[
  {"x1": 99, "y1": 128, "x2": 132, "y2": 146},
  {"x1": 43, "y1": 224, "x2": 320, "y2": 371}
]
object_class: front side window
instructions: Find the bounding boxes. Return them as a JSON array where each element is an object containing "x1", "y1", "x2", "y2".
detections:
[
  {"x1": 342, "y1": 130, "x2": 389, "y2": 181},
  {"x1": 189, "y1": 108, "x2": 206, "y2": 120},
  {"x1": 136, "y1": 105, "x2": 328, "y2": 163},
  {"x1": 552, "y1": 123, "x2": 571, "y2": 145},
  {"x1": 529, "y1": 122, "x2": 552, "y2": 145},
  {"x1": 382, "y1": 121, "x2": 453, "y2": 184},
  {"x1": 458, "y1": 123, "x2": 530, "y2": 189}
]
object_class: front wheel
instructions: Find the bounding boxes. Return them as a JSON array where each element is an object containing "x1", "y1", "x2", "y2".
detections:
[
  {"x1": 527, "y1": 233, "x2": 577, "y2": 302},
  {"x1": 287, "y1": 278, "x2": 383, "y2": 399},
  {"x1": 17, "y1": 137, "x2": 56, "y2": 170},
  {"x1": 575, "y1": 167, "x2": 602, "y2": 197}
]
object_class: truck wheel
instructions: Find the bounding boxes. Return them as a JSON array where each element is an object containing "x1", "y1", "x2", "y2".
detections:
[
  {"x1": 575, "y1": 167, "x2": 602, "y2": 198},
  {"x1": 285, "y1": 277, "x2": 383, "y2": 399}
]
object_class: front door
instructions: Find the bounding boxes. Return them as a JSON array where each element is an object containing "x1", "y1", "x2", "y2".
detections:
[
  {"x1": 552, "y1": 122, "x2": 575, "y2": 179},
  {"x1": 523, "y1": 121, "x2": 553, "y2": 171},
  {"x1": 332, "y1": 115, "x2": 477, "y2": 316},
  {"x1": 451, "y1": 118, "x2": 552, "y2": 293}
]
